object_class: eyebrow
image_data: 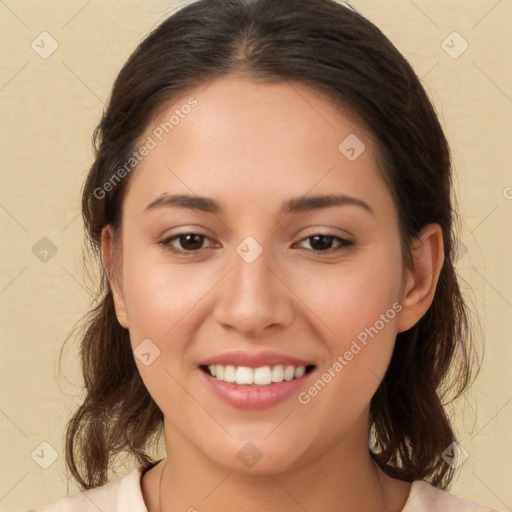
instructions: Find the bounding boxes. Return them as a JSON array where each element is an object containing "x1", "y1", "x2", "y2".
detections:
[{"x1": 144, "y1": 193, "x2": 375, "y2": 216}]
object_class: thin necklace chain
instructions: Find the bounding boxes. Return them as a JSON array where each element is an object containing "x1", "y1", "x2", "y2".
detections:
[{"x1": 158, "y1": 459, "x2": 167, "y2": 512}]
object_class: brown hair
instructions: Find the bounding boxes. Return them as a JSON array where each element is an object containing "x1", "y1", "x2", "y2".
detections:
[{"x1": 63, "y1": 0, "x2": 479, "y2": 491}]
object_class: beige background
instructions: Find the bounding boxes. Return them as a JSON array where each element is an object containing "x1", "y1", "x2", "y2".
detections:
[{"x1": 1, "y1": 0, "x2": 511, "y2": 510}]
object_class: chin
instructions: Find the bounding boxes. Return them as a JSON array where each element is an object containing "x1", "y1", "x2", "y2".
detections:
[{"x1": 195, "y1": 433, "x2": 315, "y2": 476}]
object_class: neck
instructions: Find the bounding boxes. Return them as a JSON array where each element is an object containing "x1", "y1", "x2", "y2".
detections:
[{"x1": 147, "y1": 417, "x2": 410, "y2": 512}]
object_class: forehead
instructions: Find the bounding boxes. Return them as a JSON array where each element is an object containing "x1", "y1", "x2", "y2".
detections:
[{"x1": 122, "y1": 75, "x2": 394, "y2": 221}]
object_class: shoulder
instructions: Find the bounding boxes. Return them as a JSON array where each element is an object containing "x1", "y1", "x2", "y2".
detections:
[
  {"x1": 29, "y1": 466, "x2": 147, "y2": 512},
  {"x1": 401, "y1": 480, "x2": 501, "y2": 512}
]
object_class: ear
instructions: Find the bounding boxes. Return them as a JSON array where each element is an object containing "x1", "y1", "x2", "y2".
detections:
[
  {"x1": 396, "y1": 223, "x2": 444, "y2": 333},
  {"x1": 100, "y1": 225, "x2": 129, "y2": 329}
]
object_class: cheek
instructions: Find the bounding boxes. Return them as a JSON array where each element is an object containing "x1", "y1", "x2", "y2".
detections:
[
  {"x1": 120, "y1": 243, "x2": 210, "y2": 411},
  {"x1": 296, "y1": 276, "x2": 400, "y2": 443},
  {"x1": 120, "y1": 239, "x2": 211, "y2": 343},
  {"x1": 305, "y1": 246, "x2": 403, "y2": 395},
  {"x1": 302, "y1": 245, "x2": 403, "y2": 343}
]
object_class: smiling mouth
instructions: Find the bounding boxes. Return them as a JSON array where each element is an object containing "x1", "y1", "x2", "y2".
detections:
[{"x1": 200, "y1": 364, "x2": 316, "y2": 386}]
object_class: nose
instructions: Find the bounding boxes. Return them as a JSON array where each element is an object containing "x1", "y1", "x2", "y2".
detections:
[{"x1": 213, "y1": 244, "x2": 295, "y2": 339}]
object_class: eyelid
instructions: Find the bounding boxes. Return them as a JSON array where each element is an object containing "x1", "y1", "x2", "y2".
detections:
[
  {"x1": 159, "y1": 230, "x2": 354, "y2": 256},
  {"x1": 292, "y1": 233, "x2": 353, "y2": 253}
]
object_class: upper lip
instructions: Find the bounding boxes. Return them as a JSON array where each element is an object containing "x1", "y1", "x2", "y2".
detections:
[{"x1": 199, "y1": 350, "x2": 315, "y2": 369}]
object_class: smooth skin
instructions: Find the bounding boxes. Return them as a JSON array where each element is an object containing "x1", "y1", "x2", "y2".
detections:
[{"x1": 101, "y1": 75, "x2": 444, "y2": 512}]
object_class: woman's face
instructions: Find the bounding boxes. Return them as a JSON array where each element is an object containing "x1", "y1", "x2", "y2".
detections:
[{"x1": 107, "y1": 75, "x2": 420, "y2": 473}]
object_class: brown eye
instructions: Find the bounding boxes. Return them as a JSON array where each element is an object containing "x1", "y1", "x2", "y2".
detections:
[
  {"x1": 176, "y1": 234, "x2": 206, "y2": 251},
  {"x1": 160, "y1": 233, "x2": 212, "y2": 253},
  {"x1": 308, "y1": 235, "x2": 336, "y2": 251},
  {"x1": 296, "y1": 234, "x2": 353, "y2": 253}
]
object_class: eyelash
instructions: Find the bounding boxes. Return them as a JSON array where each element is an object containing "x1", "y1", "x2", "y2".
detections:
[{"x1": 159, "y1": 232, "x2": 353, "y2": 255}]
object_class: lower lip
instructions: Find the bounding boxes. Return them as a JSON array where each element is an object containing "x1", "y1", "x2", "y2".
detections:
[{"x1": 200, "y1": 370, "x2": 314, "y2": 410}]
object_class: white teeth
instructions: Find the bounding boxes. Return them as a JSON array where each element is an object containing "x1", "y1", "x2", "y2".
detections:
[
  {"x1": 284, "y1": 365, "x2": 295, "y2": 381},
  {"x1": 224, "y1": 365, "x2": 236, "y2": 383},
  {"x1": 235, "y1": 366, "x2": 253, "y2": 385},
  {"x1": 271, "y1": 365, "x2": 284, "y2": 382},
  {"x1": 294, "y1": 366, "x2": 306, "y2": 378},
  {"x1": 254, "y1": 366, "x2": 272, "y2": 385},
  {"x1": 207, "y1": 364, "x2": 308, "y2": 385}
]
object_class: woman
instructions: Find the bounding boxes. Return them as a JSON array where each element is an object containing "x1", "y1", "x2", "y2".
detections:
[{"x1": 32, "y1": 0, "x2": 498, "y2": 510}]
